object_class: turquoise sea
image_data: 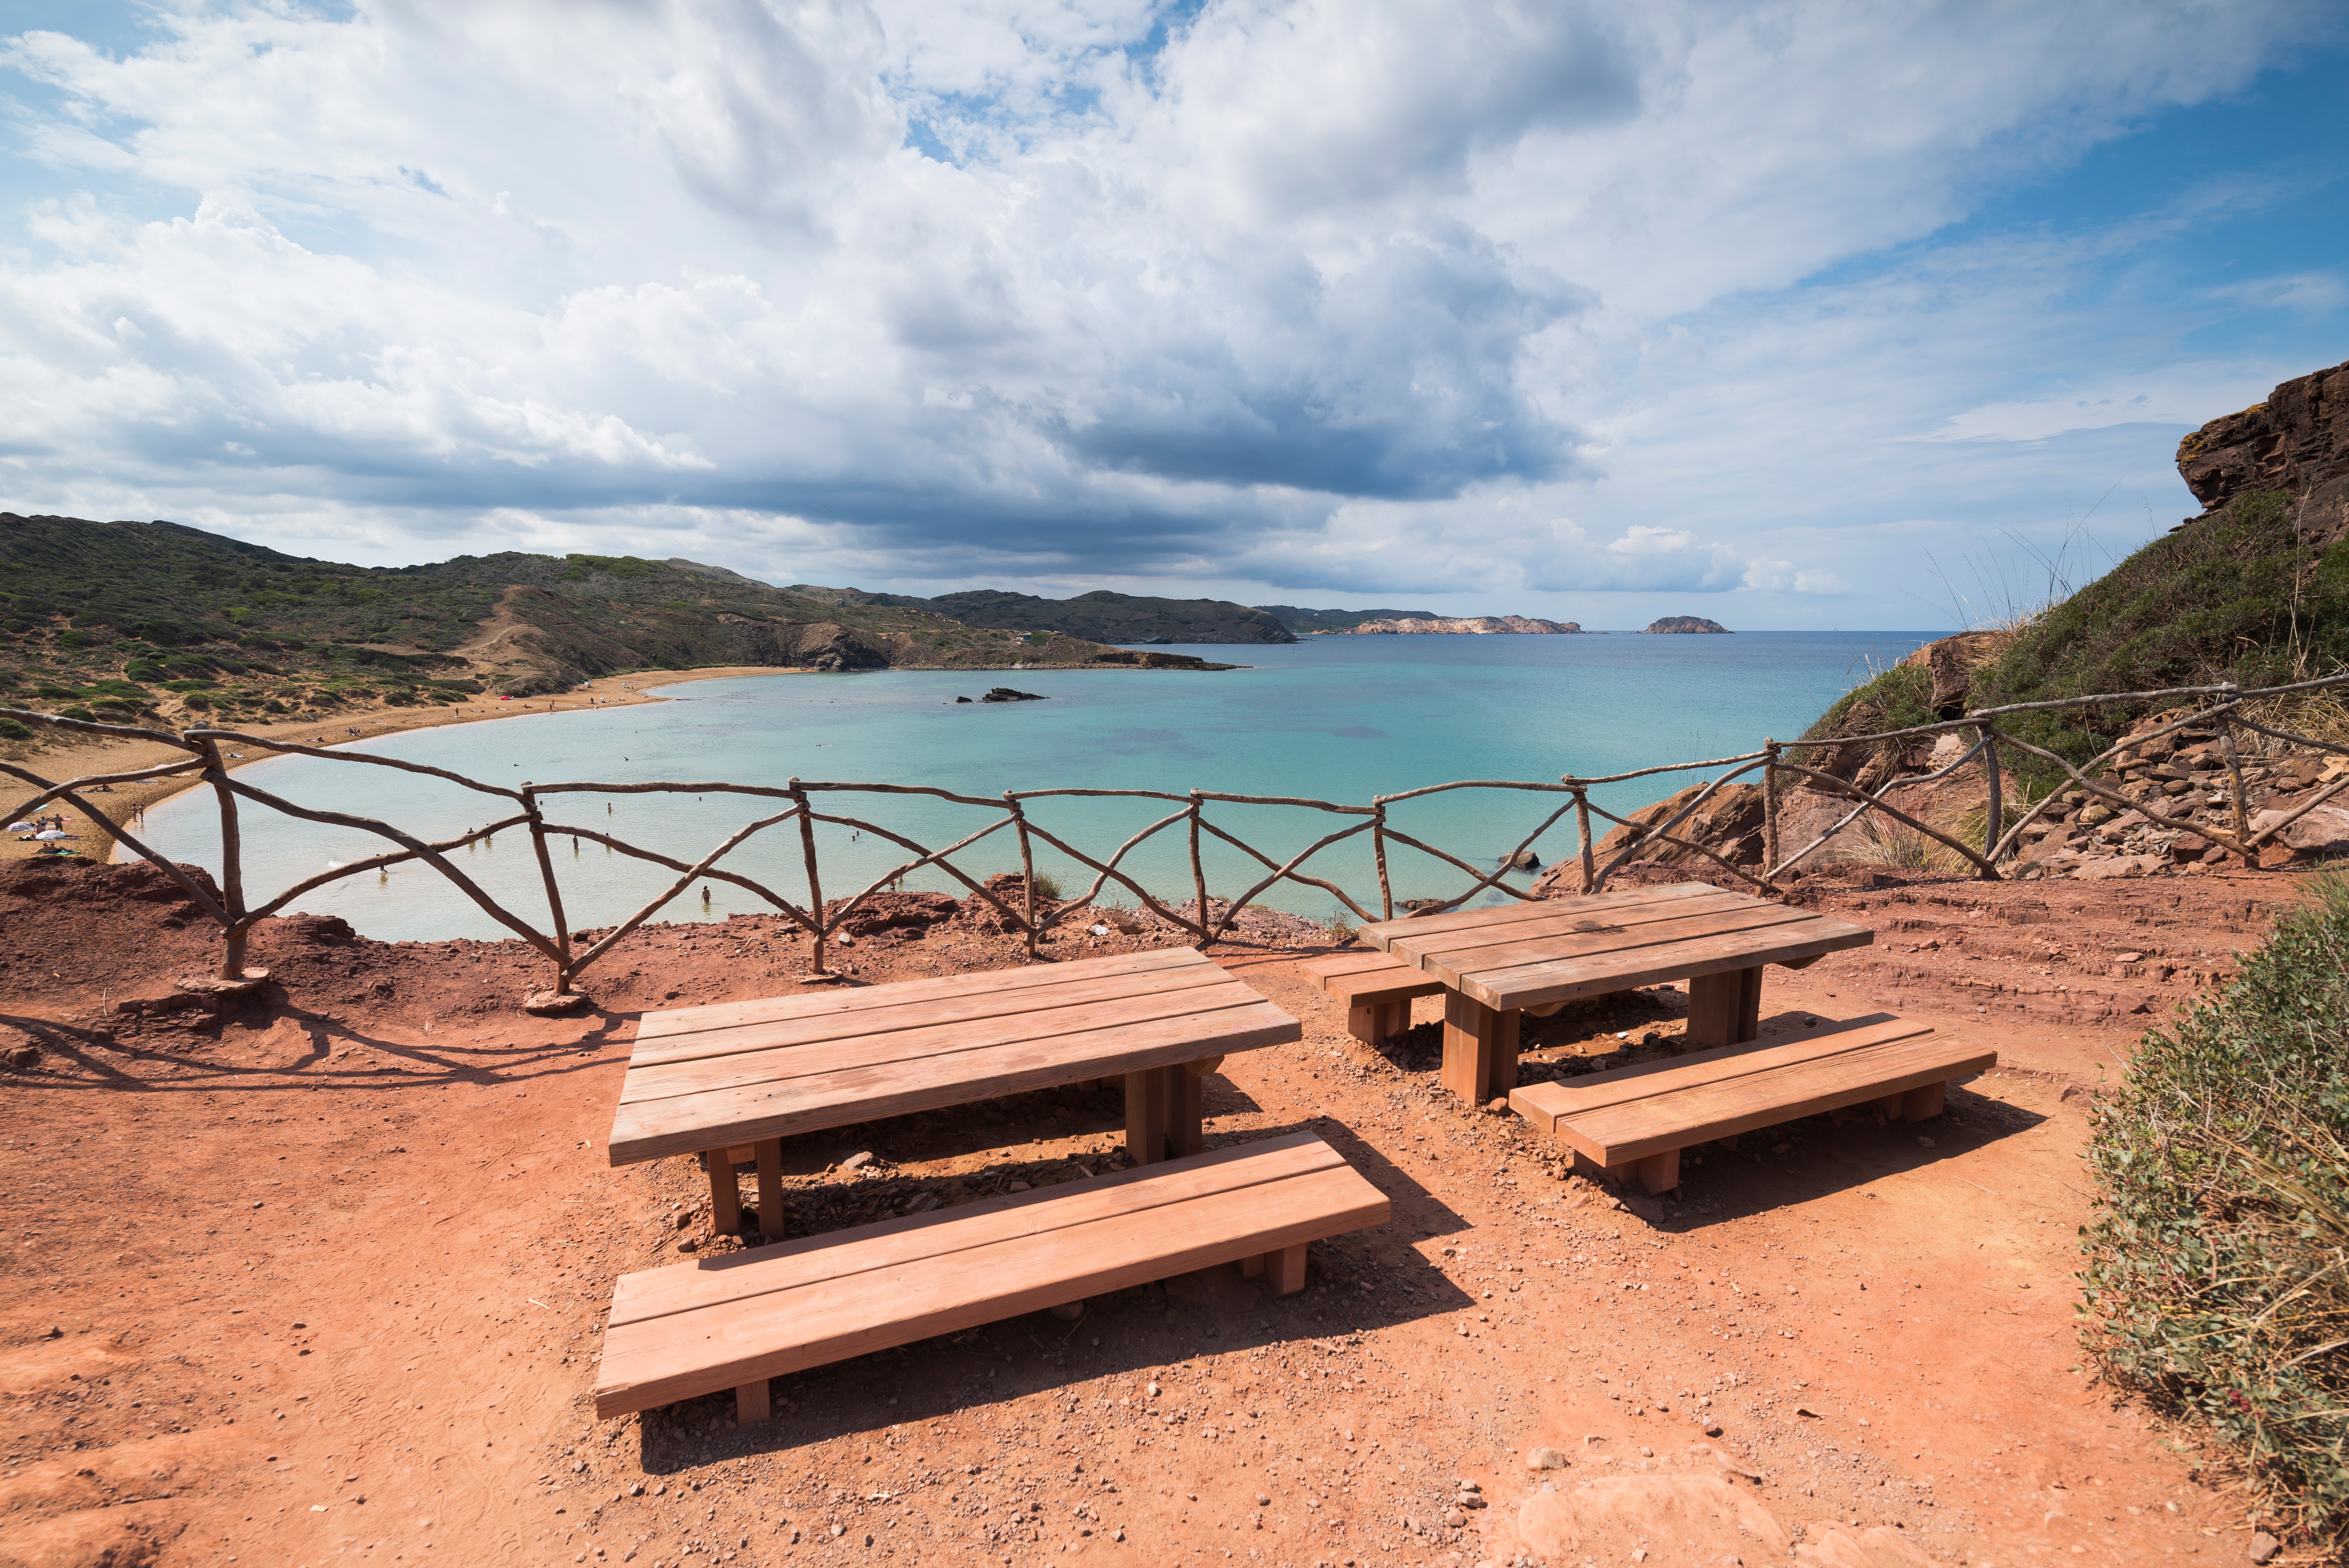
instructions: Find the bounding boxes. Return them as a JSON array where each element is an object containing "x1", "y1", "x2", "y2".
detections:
[{"x1": 134, "y1": 631, "x2": 1936, "y2": 941}]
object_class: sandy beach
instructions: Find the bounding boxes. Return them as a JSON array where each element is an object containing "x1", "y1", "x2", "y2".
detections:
[{"x1": 0, "y1": 665, "x2": 805, "y2": 864}]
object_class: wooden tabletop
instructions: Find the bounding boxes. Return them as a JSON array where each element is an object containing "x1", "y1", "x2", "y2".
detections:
[
  {"x1": 1359, "y1": 881, "x2": 1872, "y2": 1012},
  {"x1": 606, "y1": 948, "x2": 1300, "y2": 1165}
]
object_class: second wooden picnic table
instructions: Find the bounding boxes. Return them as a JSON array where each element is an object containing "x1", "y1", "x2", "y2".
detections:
[
  {"x1": 606, "y1": 947, "x2": 1302, "y2": 1240},
  {"x1": 1360, "y1": 880, "x2": 1873, "y2": 1104}
]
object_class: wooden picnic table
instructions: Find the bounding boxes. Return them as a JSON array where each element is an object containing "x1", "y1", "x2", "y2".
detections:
[
  {"x1": 606, "y1": 947, "x2": 1302, "y2": 1240},
  {"x1": 1359, "y1": 881, "x2": 1873, "y2": 1104}
]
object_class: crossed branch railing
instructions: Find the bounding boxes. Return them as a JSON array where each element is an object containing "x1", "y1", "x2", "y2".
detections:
[{"x1": 5, "y1": 667, "x2": 2346, "y2": 996}]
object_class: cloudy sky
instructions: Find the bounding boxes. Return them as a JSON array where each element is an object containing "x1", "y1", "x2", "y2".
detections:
[{"x1": 2, "y1": 1, "x2": 2344, "y2": 628}]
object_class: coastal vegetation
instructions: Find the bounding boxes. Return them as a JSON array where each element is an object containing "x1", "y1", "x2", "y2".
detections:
[
  {"x1": 0, "y1": 513, "x2": 1219, "y2": 736},
  {"x1": 787, "y1": 585, "x2": 1301, "y2": 644},
  {"x1": 2080, "y1": 873, "x2": 2349, "y2": 1550},
  {"x1": 1804, "y1": 488, "x2": 2349, "y2": 795}
]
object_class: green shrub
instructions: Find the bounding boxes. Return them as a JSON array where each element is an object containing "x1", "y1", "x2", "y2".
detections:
[
  {"x1": 1974, "y1": 490, "x2": 2348, "y2": 791},
  {"x1": 59, "y1": 706, "x2": 95, "y2": 722},
  {"x1": 0, "y1": 719, "x2": 32, "y2": 740},
  {"x1": 2079, "y1": 874, "x2": 2349, "y2": 1548}
]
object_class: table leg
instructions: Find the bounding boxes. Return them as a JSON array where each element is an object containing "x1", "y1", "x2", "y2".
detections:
[
  {"x1": 705, "y1": 1148, "x2": 742, "y2": 1235},
  {"x1": 1125, "y1": 1066, "x2": 1169, "y2": 1165},
  {"x1": 1686, "y1": 966, "x2": 1764, "y2": 1050},
  {"x1": 1442, "y1": 992, "x2": 1520, "y2": 1103},
  {"x1": 754, "y1": 1138, "x2": 784, "y2": 1241},
  {"x1": 1169, "y1": 1063, "x2": 1207, "y2": 1158}
]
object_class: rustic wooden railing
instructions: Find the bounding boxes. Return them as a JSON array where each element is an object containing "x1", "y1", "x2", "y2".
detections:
[{"x1": 3, "y1": 668, "x2": 2345, "y2": 996}]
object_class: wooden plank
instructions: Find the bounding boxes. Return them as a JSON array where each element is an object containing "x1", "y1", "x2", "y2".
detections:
[
  {"x1": 600, "y1": 1167, "x2": 1385, "y2": 1415},
  {"x1": 620, "y1": 973, "x2": 1258, "y2": 1105},
  {"x1": 1458, "y1": 919, "x2": 1872, "y2": 1011},
  {"x1": 1379, "y1": 889, "x2": 1764, "y2": 970},
  {"x1": 1298, "y1": 951, "x2": 1415, "y2": 982},
  {"x1": 706, "y1": 1150, "x2": 741, "y2": 1235},
  {"x1": 1398, "y1": 899, "x2": 1822, "y2": 989},
  {"x1": 610, "y1": 1001, "x2": 1301, "y2": 1164},
  {"x1": 613, "y1": 1131, "x2": 1343, "y2": 1325},
  {"x1": 755, "y1": 1139, "x2": 784, "y2": 1241},
  {"x1": 630, "y1": 959, "x2": 1238, "y2": 1069},
  {"x1": 1313, "y1": 964, "x2": 1445, "y2": 1007},
  {"x1": 1267, "y1": 1242, "x2": 1307, "y2": 1296},
  {"x1": 634, "y1": 947, "x2": 1212, "y2": 1043},
  {"x1": 1125, "y1": 1064, "x2": 1169, "y2": 1166},
  {"x1": 1358, "y1": 880, "x2": 1721, "y2": 946},
  {"x1": 1442, "y1": 992, "x2": 1518, "y2": 1103},
  {"x1": 1510, "y1": 1014, "x2": 1935, "y2": 1129},
  {"x1": 1686, "y1": 966, "x2": 1762, "y2": 1049},
  {"x1": 1554, "y1": 1037, "x2": 1997, "y2": 1164},
  {"x1": 596, "y1": 1144, "x2": 1389, "y2": 1415}
]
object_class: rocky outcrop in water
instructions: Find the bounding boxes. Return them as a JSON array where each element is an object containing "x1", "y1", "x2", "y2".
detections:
[
  {"x1": 2177, "y1": 357, "x2": 2349, "y2": 548},
  {"x1": 1643, "y1": 617, "x2": 1730, "y2": 633}
]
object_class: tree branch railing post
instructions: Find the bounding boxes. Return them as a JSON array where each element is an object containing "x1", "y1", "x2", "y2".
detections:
[
  {"x1": 1760, "y1": 741, "x2": 1780, "y2": 888},
  {"x1": 1006, "y1": 792, "x2": 1039, "y2": 959},
  {"x1": 1979, "y1": 726, "x2": 2003, "y2": 878},
  {"x1": 1371, "y1": 802, "x2": 1394, "y2": 921},
  {"x1": 1186, "y1": 790, "x2": 1211, "y2": 945},
  {"x1": 520, "y1": 783, "x2": 576, "y2": 997},
  {"x1": 790, "y1": 779, "x2": 828, "y2": 976},
  {"x1": 2221, "y1": 707, "x2": 2254, "y2": 868},
  {"x1": 198, "y1": 737, "x2": 254, "y2": 981},
  {"x1": 1572, "y1": 784, "x2": 1597, "y2": 893}
]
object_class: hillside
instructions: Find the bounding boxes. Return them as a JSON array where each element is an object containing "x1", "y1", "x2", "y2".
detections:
[
  {"x1": 0, "y1": 514, "x2": 1221, "y2": 736},
  {"x1": 791, "y1": 585, "x2": 1297, "y2": 644},
  {"x1": 1802, "y1": 356, "x2": 2349, "y2": 787},
  {"x1": 1255, "y1": 604, "x2": 1444, "y2": 634}
]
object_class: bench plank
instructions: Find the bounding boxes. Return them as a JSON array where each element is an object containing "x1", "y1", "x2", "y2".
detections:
[
  {"x1": 620, "y1": 976, "x2": 1249, "y2": 1104},
  {"x1": 610, "y1": 998, "x2": 1299, "y2": 1163},
  {"x1": 595, "y1": 1131, "x2": 1389, "y2": 1417},
  {"x1": 1361, "y1": 880, "x2": 1722, "y2": 943},
  {"x1": 636, "y1": 947, "x2": 1205, "y2": 1041},
  {"x1": 1562, "y1": 1035, "x2": 1993, "y2": 1164},
  {"x1": 1406, "y1": 900, "x2": 1825, "y2": 991},
  {"x1": 1380, "y1": 891, "x2": 1767, "y2": 971},
  {"x1": 1463, "y1": 919, "x2": 1873, "y2": 1011},
  {"x1": 1513, "y1": 1014, "x2": 1936, "y2": 1124},
  {"x1": 633, "y1": 953, "x2": 1233, "y2": 1066},
  {"x1": 614, "y1": 1133, "x2": 1343, "y2": 1325}
]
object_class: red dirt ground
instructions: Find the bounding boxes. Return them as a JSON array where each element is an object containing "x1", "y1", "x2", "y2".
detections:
[{"x1": 0, "y1": 857, "x2": 2314, "y2": 1568}]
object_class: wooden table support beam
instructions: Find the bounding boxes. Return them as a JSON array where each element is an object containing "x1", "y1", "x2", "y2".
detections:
[
  {"x1": 1442, "y1": 992, "x2": 1520, "y2": 1104},
  {"x1": 754, "y1": 1138, "x2": 784, "y2": 1241},
  {"x1": 706, "y1": 1148, "x2": 742, "y2": 1235},
  {"x1": 1124, "y1": 1058, "x2": 1221, "y2": 1164},
  {"x1": 1686, "y1": 966, "x2": 1763, "y2": 1050}
]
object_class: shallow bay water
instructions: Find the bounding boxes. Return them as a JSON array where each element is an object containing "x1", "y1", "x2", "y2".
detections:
[{"x1": 136, "y1": 630, "x2": 1936, "y2": 940}]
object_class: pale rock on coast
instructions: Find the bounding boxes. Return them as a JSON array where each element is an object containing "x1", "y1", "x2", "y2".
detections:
[{"x1": 1349, "y1": 615, "x2": 1583, "y2": 634}]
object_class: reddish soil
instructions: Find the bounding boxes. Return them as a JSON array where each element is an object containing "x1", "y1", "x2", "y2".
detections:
[{"x1": 0, "y1": 857, "x2": 2314, "y2": 1568}]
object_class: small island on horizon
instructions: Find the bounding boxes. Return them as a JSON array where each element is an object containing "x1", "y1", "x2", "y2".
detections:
[{"x1": 1644, "y1": 616, "x2": 1732, "y2": 633}]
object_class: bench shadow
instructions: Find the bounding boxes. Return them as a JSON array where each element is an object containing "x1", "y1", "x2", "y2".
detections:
[
  {"x1": 1596, "y1": 1072, "x2": 2050, "y2": 1233},
  {"x1": 628, "y1": 1113, "x2": 1476, "y2": 1471}
]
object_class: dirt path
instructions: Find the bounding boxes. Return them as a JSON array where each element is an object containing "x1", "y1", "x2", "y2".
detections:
[{"x1": 0, "y1": 861, "x2": 2299, "y2": 1568}]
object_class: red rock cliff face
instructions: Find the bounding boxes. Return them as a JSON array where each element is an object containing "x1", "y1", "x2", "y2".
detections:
[{"x1": 2176, "y1": 358, "x2": 2349, "y2": 548}]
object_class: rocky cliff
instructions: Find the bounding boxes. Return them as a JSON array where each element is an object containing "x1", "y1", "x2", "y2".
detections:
[{"x1": 2176, "y1": 356, "x2": 2349, "y2": 549}]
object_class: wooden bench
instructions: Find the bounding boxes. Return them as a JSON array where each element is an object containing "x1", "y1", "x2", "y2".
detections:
[
  {"x1": 1299, "y1": 952, "x2": 1444, "y2": 1047},
  {"x1": 1507, "y1": 1013, "x2": 1994, "y2": 1196},
  {"x1": 594, "y1": 1130, "x2": 1390, "y2": 1423}
]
